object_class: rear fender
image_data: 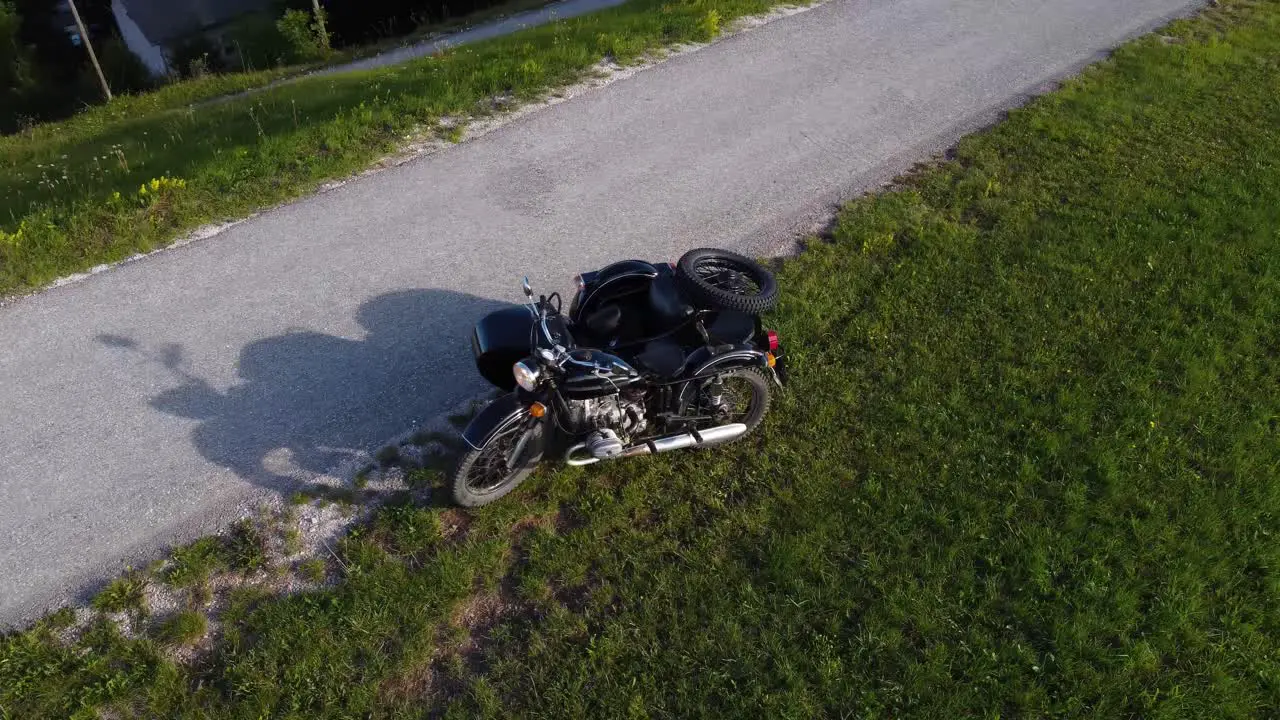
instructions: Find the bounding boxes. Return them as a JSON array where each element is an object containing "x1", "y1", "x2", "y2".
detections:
[
  {"x1": 686, "y1": 344, "x2": 784, "y2": 390},
  {"x1": 671, "y1": 345, "x2": 773, "y2": 413},
  {"x1": 685, "y1": 345, "x2": 770, "y2": 377}
]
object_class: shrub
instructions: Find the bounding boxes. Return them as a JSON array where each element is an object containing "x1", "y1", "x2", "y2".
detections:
[
  {"x1": 96, "y1": 34, "x2": 155, "y2": 95},
  {"x1": 0, "y1": 2, "x2": 28, "y2": 87},
  {"x1": 169, "y1": 35, "x2": 225, "y2": 79},
  {"x1": 695, "y1": 9, "x2": 722, "y2": 41},
  {"x1": 225, "y1": 13, "x2": 293, "y2": 71},
  {"x1": 0, "y1": 1, "x2": 39, "y2": 133},
  {"x1": 276, "y1": 7, "x2": 331, "y2": 63}
]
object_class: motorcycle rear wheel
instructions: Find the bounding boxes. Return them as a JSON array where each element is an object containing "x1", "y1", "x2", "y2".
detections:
[
  {"x1": 451, "y1": 422, "x2": 543, "y2": 507},
  {"x1": 683, "y1": 367, "x2": 773, "y2": 446}
]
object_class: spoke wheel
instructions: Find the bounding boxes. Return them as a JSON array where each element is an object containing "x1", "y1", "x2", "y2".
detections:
[
  {"x1": 452, "y1": 422, "x2": 543, "y2": 507},
  {"x1": 682, "y1": 367, "x2": 773, "y2": 446},
  {"x1": 675, "y1": 248, "x2": 779, "y2": 313},
  {"x1": 695, "y1": 262, "x2": 762, "y2": 295}
]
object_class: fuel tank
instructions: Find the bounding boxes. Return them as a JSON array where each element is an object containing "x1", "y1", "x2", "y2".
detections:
[{"x1": 559, "y1": 350, "x2": 642, "y2": 400}]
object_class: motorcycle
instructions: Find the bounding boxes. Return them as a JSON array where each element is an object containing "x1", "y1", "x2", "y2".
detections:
[{"x1": 452, "y1": 248, "x2": 788, "y2": 506}]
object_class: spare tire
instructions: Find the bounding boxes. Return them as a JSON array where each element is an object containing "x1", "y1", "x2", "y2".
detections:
[{"x1": 675, "y1": 248, "x2": 779, "y2": 314}]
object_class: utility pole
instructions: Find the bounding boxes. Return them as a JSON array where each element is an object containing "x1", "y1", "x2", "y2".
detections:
[{"x1": 67, "y1": 0, "x2": 112, "y2": 102}]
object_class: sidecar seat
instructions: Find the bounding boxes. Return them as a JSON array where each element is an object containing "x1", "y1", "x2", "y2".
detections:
[
  {"x1": 705, "y1": 310, "x2": 755, "y2": 345},
  {"x1": 584, "y1": 303, "x2": 623, "y2": 338},
  {"x1": 647, "y1": 273, "x2": 694, "y2": 330}
]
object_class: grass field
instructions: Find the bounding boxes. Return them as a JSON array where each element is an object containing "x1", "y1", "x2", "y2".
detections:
[
  {"x1": 3, "y1": 0, "x2": 1280, "y2": 717},
  {"x1": 0, "y1": 0, "x2": 770, "y2": 298}
]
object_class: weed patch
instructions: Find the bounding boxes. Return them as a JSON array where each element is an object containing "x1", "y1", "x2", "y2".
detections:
[
  {"x1": 156, "y1": 611, "x2": 208, "y2": 646},
  {"x1": 91, "y1": 574, "x2": 148, "y2": 615},
  {"x1": 225, "y1": 519, "x2": 270, "y2": 572},
  {"x1": 298, "y1": 558, "x2": 328, "y2": 583},
  {"x1": 164, "y1": 537, "x2": 229, "y2": 588}
]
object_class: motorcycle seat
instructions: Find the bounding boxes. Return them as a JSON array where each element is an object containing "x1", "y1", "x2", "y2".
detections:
[{"x1": 634, "y1": 337, "x2": 687, "y2": 378}]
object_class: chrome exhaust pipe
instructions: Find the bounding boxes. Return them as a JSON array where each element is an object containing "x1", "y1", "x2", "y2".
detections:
[
  {"x1": 569, "y1": 424, "x2": 749, "y2": 464},
  {"x1": 649, "y1": 433, "x2": 699, "y2": 453},
  {"x1": 692, "y1": 423, "x2": 750, "y2": 445},
  {"x1": 565, "y1": 444, "x2": 599, "y2": 466},
  {"x1": 620, "y1": 423, "x2": 749, "y2": 458}
]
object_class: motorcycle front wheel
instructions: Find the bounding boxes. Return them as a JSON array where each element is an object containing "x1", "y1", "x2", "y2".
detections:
[{"x1": 451, "y1": 422, "x2": 544, "y2": 507}]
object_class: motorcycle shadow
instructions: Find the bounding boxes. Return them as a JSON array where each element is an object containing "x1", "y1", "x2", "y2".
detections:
[{"x1": 99, "y1": 288, "x2": 510, "y2": 494}]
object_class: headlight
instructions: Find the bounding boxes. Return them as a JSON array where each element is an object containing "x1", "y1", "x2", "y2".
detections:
[{"x1": 513, "y1": 360, "x2": 541, "y2": 392}]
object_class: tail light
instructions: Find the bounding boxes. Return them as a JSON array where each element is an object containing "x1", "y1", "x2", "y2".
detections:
[
  {"x1": 765, "y1": 330, "x2": 780, "y2": 351},
  {"x1": 574, "y1": 274, "x2": 586, "y2": 291}
]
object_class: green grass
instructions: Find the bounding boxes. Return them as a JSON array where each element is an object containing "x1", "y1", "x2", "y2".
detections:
[
  {"x1": 163, "y1": 523, "x2": 269, "y2": 591},
  {"x1": 283, "y1": 527, "x2": 304, "y2": 555},
  {"x1": 0, "y1": 0, "x2": 771, "y2": 297},
  {"x1": 298, "y1": 558, "x2": 328, "y2": 583},
  {"x1": 164, "y1": 537, "x2": 229, "y2": 588},
  {"x1": 0, "y1": 0, "x2": 561, "y2": 146},
  {"x1": 89, "y1": 574, "x2": 148, "y2": 615},
  {"x1": 3, "y1": 0, "x2": 1280, "y2": 717},
  {"x1": 155, "y1": 611, "x2": 207, "y2": 646}
]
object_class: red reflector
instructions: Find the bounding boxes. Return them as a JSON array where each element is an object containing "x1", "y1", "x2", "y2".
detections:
[{"x1": 766, "y1": 330, "x2": 780, "y2": 351}]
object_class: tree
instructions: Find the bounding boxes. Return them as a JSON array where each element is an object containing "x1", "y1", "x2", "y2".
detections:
[
  {"x1": 1, "y1": 1, "x2": 38, "y2": 132},
  {"x1": 2, "y1": 0, "x2": 118, "y2": 132},
  {"x1": 1, "y1": 2, "x2": 28, "y2": 85}
]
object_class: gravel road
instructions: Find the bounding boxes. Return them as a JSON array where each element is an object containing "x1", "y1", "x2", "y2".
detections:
[{"x1": 0, "y1": 0, "x2": 1200, "y2": 626}]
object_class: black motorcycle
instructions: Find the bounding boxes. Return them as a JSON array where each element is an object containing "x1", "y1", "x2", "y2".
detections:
[{"x1": 452, "y1": 248, "x2": 787, "y2": 506}]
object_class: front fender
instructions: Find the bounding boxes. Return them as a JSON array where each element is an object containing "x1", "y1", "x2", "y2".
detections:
[{"x1": 462, "y1": 393, "x2": 531, "y2": 450}]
